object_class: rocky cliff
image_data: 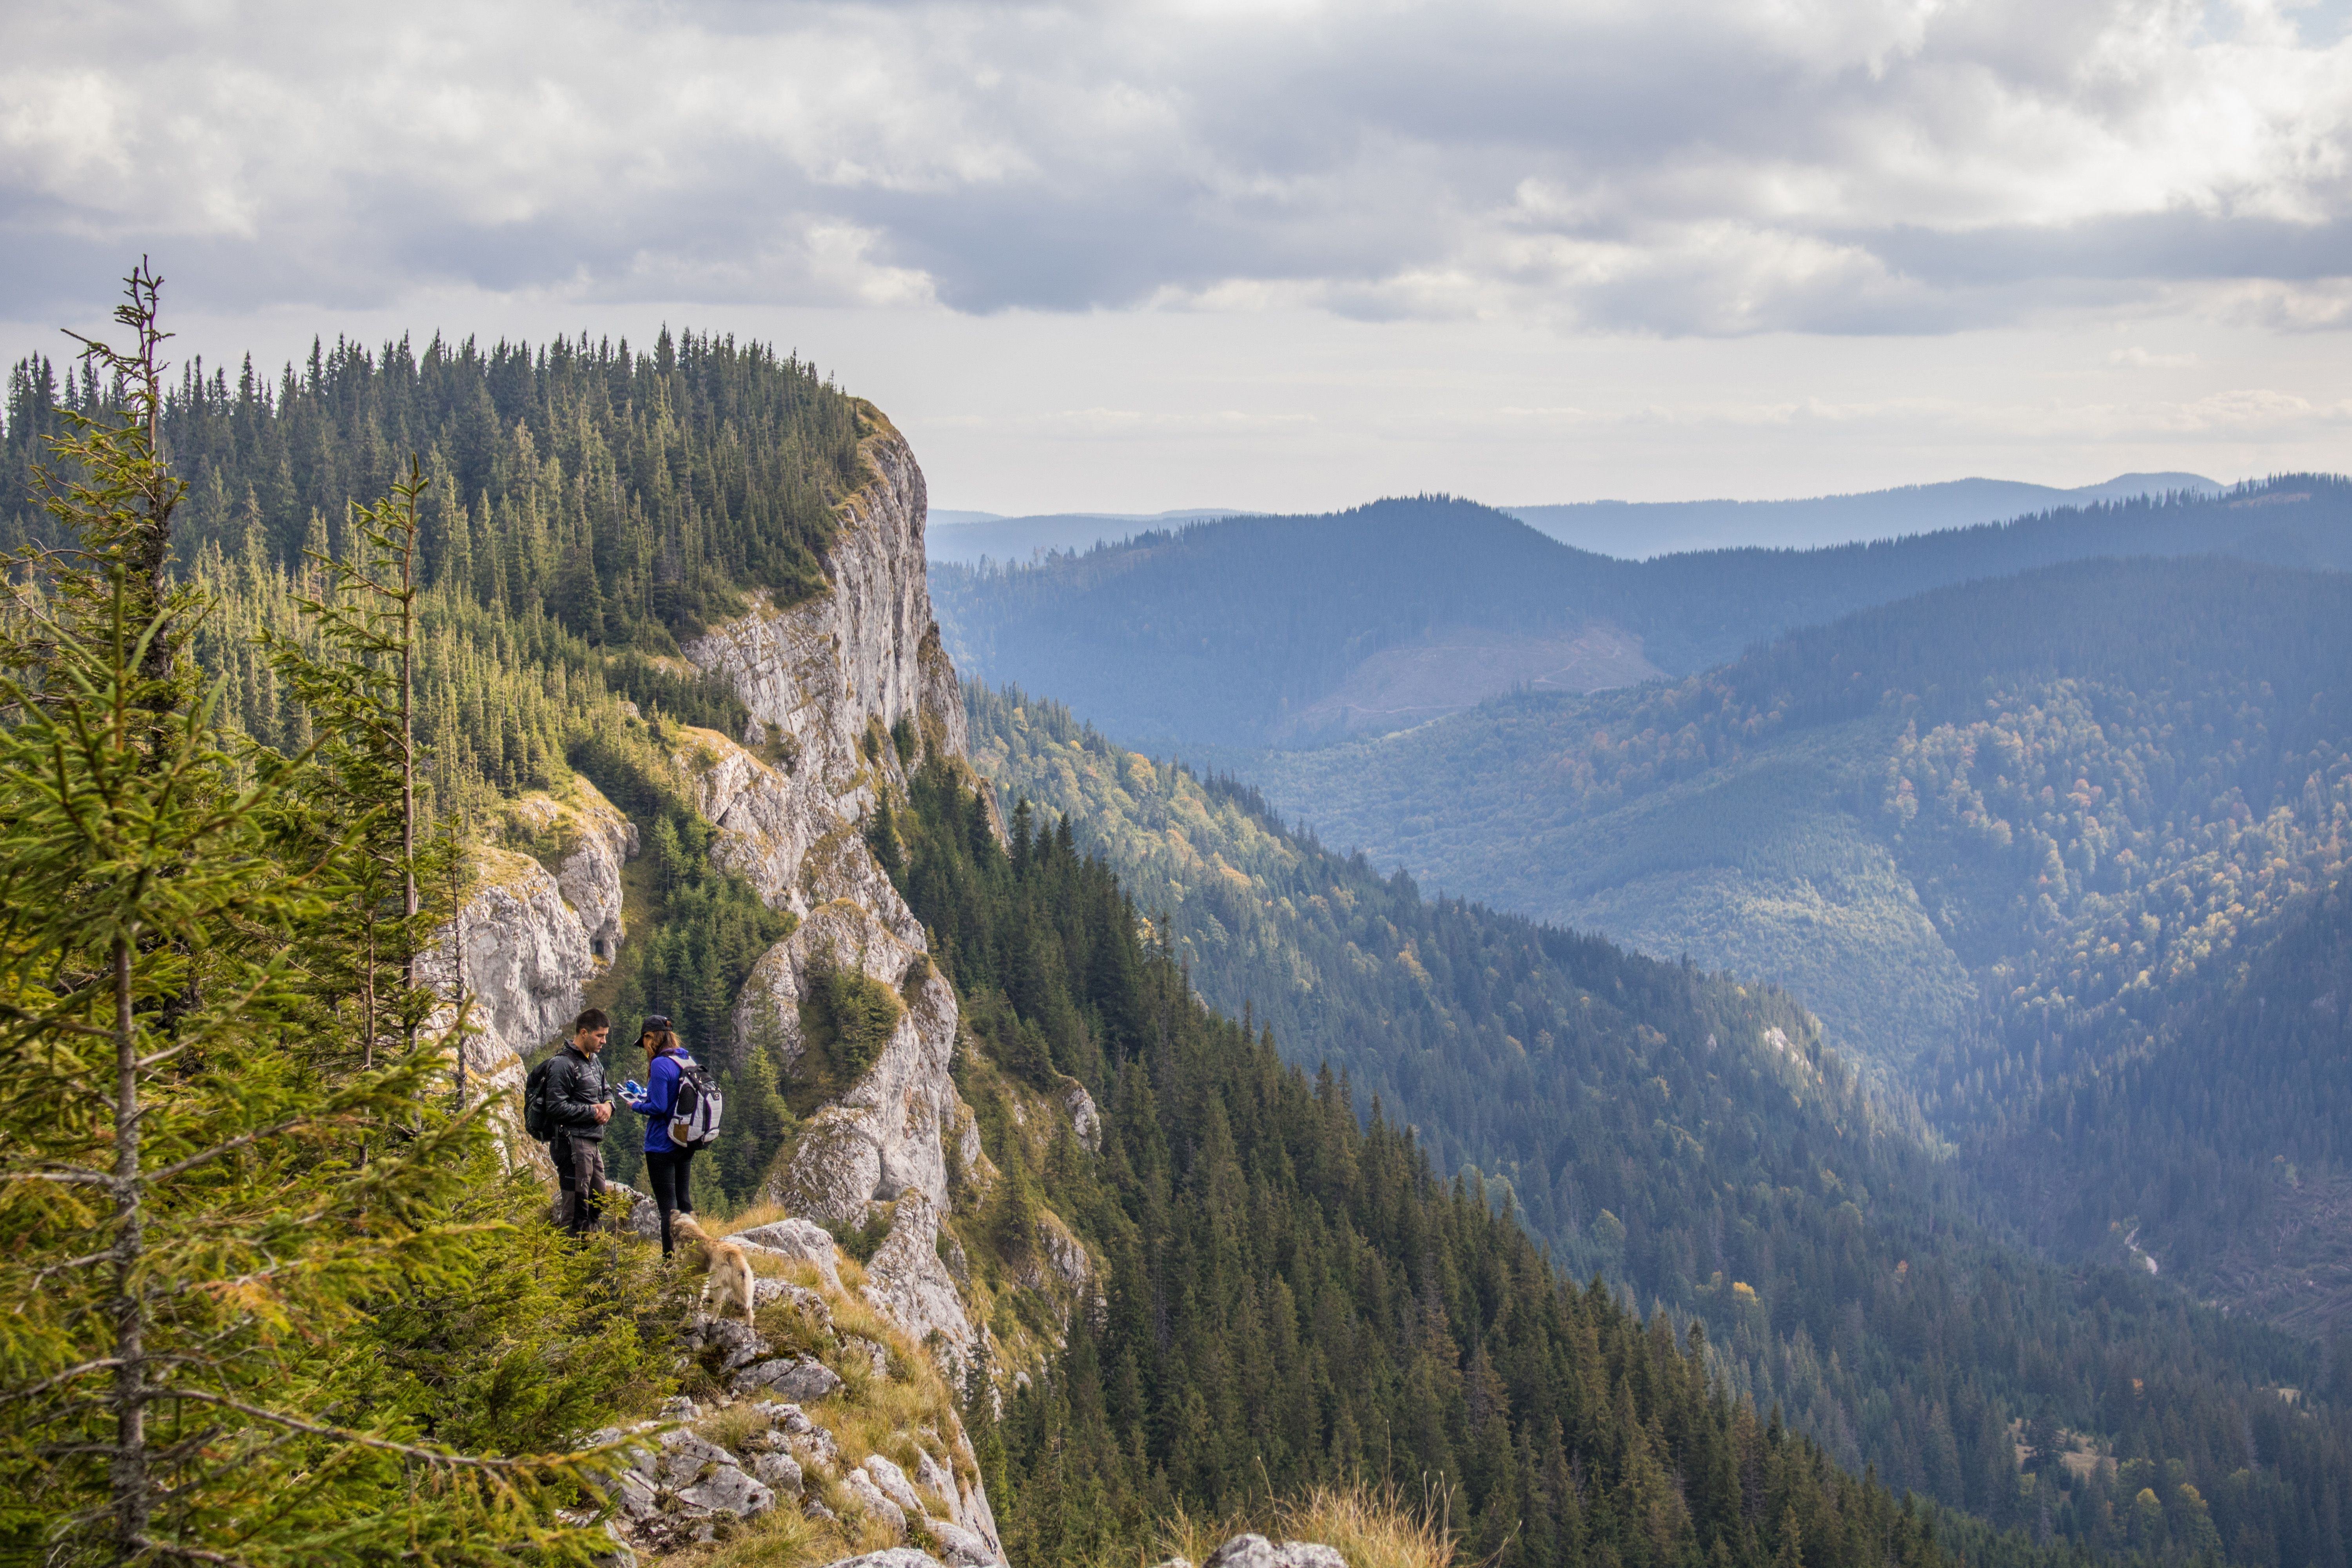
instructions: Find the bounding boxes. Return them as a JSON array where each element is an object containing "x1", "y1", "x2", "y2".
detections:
[
  {"x1": 684, "y1": 411, "x2": 1024, "y2": 1560},
  {"x1": 691, "y1": 416, "x2": 1011, "y2": 1375},
  {"x1": 421, "y1": 777, "x2": 638, "y2": 1169}
]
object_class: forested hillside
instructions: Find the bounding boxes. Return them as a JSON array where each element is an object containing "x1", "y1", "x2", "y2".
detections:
[
  {"x1": 965, "y1": 684, "x2": 2352, "y2": 1567},
  {"x1": 4, "y1": 330, "x2": 863, "y2": 822},
  {"x1": 1221, "y1": 558, "x2": 2352, "y2": 1330},
  {"x1": 882, "y1": 757, "x2": 1987, "y2": 1568},
  {"x1": 0, "y1": 333, "x2": 884, "y2": 1212},
  {"x1": 930, "y1": 480, "x2": 2352, "y2": 749}
]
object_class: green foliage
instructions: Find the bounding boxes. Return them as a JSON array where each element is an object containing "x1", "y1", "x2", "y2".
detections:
[
  {"x1": 0, "y1": 274, "x2": 647, "y2": 1564},
  {"x1": 886, "y1": 760, "x2": 1983, "y2": 1568},
  {"x1": 9, "y1": 323, "x2": 862, "y2": 829},
  {"x1": 800, "y1": 962, "x2": 906, "y2": 1087},
  {"x1": 967, "y1": 681, "x2": 2352, "y2": 1568},
  {"x1": 569, "y1": 719, "x2": 794, "y2": 1203}
]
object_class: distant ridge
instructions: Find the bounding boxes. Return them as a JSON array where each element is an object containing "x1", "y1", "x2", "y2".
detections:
[
  {"x1": 1506, "y1": 471, "x2": 2222, "y2": 557},
  {"x1": 927, "y1": 506, "x2": 1252, "y2": 564},
  {"x1": 930, "y1": 475, "x2": 2350, "y2": 752}
]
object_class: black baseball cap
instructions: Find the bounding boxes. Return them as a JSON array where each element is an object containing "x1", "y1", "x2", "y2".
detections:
[{"x1": 644, "y1": 1014, "x2": 672, "y2": 1031}]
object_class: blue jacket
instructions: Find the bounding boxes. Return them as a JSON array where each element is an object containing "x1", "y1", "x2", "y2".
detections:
[{"x1": 628, "y1": 1052, "x2": 694, "y2": 1154}]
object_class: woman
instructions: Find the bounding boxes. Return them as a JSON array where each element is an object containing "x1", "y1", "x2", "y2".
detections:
[{"x1": 622, "y1": 1014, "x2": 699, "y2": 1258}]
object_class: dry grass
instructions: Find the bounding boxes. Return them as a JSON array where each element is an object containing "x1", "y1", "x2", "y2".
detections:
[
  {"x1": 696, "y1": 1401, "x2": 775, "y2": 1456},
  {"x1": 661, "y1": 1502, "x2": 844, "y2": 1568},
  {"x1": 715, "y1": 1202, "x2": 793, "y2": 1236},
  {"x1": 1144, "y1": 1482, "x2": 1454, "y2": 1568},
  {"x1": 1281, "y1": 1482, "x2": 1455, "y2": 1568}
]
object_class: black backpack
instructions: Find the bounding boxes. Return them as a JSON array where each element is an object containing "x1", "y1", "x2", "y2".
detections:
[{"x1": 523, "y1": 1056, "x2": 557, "y2": 1141}]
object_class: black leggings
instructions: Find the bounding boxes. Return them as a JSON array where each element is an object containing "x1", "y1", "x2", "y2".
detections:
[{"x1": 644, "y1": 1148, "x2": 696, "y2": 1255}]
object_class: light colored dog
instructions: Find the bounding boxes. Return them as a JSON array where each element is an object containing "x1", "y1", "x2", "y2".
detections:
[{"x1": 672, "y1": 1215, "x2": 756, "y2": 1326}]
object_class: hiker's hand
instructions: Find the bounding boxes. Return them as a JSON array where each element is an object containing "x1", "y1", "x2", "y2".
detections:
[{"x1": 592, "y1": 1103, "x2": 612, "y2": 1124}]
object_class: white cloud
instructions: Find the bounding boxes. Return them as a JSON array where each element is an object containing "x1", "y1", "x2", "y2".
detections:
[{"x1": 1, "y1": 0, "x2": 2347, "y2": 335}]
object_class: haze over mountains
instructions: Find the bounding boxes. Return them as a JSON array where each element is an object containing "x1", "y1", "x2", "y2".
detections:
[
  {"x1": 927, "y1": 507, "x2": 1251, "y2": 564},
  {"x1": 1507, "y1": 472, "x2": 2225, "y2": 557},
  {"x1": 931, "y1": 477, "x2": 2352, "y2": 749},
  {"x1": 928, "y1": 474, "x2": 2224, "y2": 567}
]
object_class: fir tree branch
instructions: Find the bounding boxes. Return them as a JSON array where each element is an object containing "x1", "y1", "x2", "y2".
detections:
[{"x1": 147, "y1": 1388, "x2": 622, "y2": 1475}]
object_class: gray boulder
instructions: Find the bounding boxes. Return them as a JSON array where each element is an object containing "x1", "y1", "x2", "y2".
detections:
[
  {"x1": 752, "y1": 1450, "x2": 805, "y2": 1498},
  {"x1": 925, "y1": 1517, "x2": 998, "y2": 1568},
  {"x1": 753, "y1": 1277, "x2": 836, "y2": 1328},
  {"x1": 654, "y1": 1428, "x2": 740, "y2": 1492},
  {"x1": 820, "y1": 1548, "x2": 944, "y2": 1568},
  {"x1": 845, "y1": 1467, "x2": 908, "y2": 1535},
  {"x1": 863, "y1": 1454, "x2": 924, "y2": 1515},
  {"x1": 733, "y1": 1217, "x2": 845, "y2": 1291},
  {"x1": 735, "y1": 1355, "x2": 844, "y2": 1400},
  {"x1": 1204, "y1": 1537, "x2": 1348, "y2": 1568},
  {"x1": 691, "y1": 1318, "x2": 771, "y2": 1373},
  {"x1": 676, "y1": 1463, "x2": 775, "y2": 1519}
]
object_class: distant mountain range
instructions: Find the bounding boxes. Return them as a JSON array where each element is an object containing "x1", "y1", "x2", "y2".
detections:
[
  {"x1": 926, "y1": 507, "x2": 1250, "y2": 564},
  {"x1": 1506, "y1": 472, "x2": 2223, "y2": 557},
  {"x1": 929, "y1": 472, "x2": 2224, "y2": 565},
  {"x1": 929, "y1": 475, "x2": 2352, "y2": 750}
]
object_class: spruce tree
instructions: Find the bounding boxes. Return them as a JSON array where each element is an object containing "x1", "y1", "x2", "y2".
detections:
[{"x1": 0, "y1": 270, "x2": 620, "y2": 1566}]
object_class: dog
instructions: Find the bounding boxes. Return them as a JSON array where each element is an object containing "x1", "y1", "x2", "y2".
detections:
[{"x1": 672, "y1": 1215, "x2": 757, "y2": 1327}]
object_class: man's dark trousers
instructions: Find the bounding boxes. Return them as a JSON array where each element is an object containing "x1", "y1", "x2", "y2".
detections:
[{"x1": 552, "y1": 1132, "x2": 607, "y2": 1236}]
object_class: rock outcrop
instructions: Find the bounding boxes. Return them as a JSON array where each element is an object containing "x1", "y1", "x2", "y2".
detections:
[
  {"x1": 683, "y1": 427, "x2": 969, "y2": 791},
  {"x1": 733, "y1": 900, "x2": 960, "y2": 1224},
  {"x1": 672, "y1": 724, "x2": 922, "y2": 940},
  {"x1": 419, "y1": 779, "x2": 638, "y2": 1171}
]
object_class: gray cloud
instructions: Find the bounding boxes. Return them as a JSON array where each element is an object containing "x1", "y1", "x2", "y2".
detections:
[{"x1": 2, "y1": 0, "x2": 2347, "y2": 334}]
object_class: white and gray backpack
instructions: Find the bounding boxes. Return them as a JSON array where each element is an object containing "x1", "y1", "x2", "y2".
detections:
[{"x1": 668, "y1": 1058, "x2": 724, "y2": 1149}]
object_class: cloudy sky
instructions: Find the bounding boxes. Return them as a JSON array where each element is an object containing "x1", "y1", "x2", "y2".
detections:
[{"x1": 4, "y1": 0, "x2": 2349, "y2": 514}]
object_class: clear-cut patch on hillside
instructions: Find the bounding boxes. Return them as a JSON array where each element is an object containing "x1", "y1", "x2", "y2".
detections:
[{"x1": 1281, "y1": 621, "x2": 1664, "y2": 739}]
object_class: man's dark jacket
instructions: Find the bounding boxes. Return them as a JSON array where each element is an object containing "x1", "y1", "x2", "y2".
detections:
[{"x1": 544, "y1": 1044, "x2": 610, "y2": 1141}]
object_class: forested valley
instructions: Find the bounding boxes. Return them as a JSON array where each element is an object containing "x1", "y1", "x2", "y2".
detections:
[
  {"x1": 966, "y1": 684, "x2": 2352, "y2": 1566},
  {"x1": 882, "y1": 758, "x2": 2006, "y2": 1568},
  {"x1": 1214, "y1": 559, "x2": 2352, "y2": 1330}
]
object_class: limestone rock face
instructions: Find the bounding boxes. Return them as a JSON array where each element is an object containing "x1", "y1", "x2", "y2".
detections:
[
  {"x1": 734, "y1": 900, "x2": 961, "y2": 1228},
  {"x1": 680, "y1": 418, "x2": 1026, "y2": 1568},
  {"x1": 672, "y1": 725, "x2": 924, "y2": 943},
  {"x1": 419, "y1": 779, "x2": 639, "y2": 1177},
  {"x1": 844, "y1": 1467, "x2": 908, "y2": 1536},
  {"x1": 861, "y1": 1192, "x2": 973, "y2": 1377},
  {"x1": 417, "y1": 849, "x2": 589, "y2": 1176},
  {"x1": 682, "y1": 430, "x2": 967, "y2": 796},
  {"x1": 1061, "y1": 1079, "x2": 1102, "y2": 1153}
]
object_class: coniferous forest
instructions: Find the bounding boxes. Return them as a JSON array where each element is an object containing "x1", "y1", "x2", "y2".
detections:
[
  {"x1": 966, "y1": 685, "x2": 2352, "y2": 1567},
  {"x1": 886, "y1": 759, "x2": 1992, "y2": 1568}
]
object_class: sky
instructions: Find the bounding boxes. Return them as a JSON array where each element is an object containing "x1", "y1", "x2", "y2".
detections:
[{"x1": 4, "y1": 0, "x2": 2349, "y2": 515}]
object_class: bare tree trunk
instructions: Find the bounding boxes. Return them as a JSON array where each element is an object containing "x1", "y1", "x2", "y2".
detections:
[
  {"x1": 401, "y1": 484, "x2": 417, "y2": 962},
  {"x1": 109, "y1": 936, "x2": 147, "y2": 1558}
]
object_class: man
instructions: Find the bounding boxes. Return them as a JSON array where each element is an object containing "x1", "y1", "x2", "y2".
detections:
[{"x1": 545, "y1": 1007, "x2": 613, "y2": 1238}]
